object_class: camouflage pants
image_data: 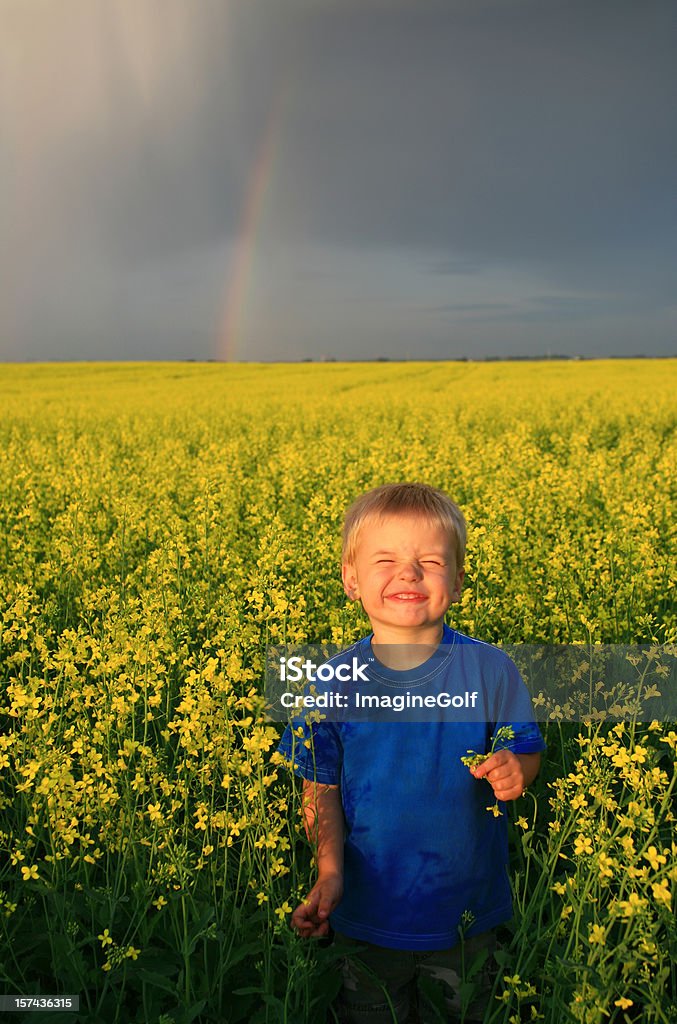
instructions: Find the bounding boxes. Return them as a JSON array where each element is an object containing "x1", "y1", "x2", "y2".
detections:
[{"x1": 332, "y1": 929, "x2": 497, "y2": 1024}]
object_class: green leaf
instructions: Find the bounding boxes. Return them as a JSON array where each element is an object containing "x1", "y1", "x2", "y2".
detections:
[
  {"x1": 136, "y1": 968, "x2": 178, "y2": 995},
  {"x1": 173, "y1": 1000, "x2": 206, "y2": 1024}
]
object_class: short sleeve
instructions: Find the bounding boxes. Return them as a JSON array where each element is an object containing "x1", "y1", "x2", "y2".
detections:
[
  {"x1": 491, "y1": 653, "x2": 546, "y2": 755},
  {"x1": 276, "y1": 717, "x2": 343, "y2": 785}
]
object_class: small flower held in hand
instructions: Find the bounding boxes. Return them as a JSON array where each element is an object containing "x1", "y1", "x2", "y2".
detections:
[{"x1": 460, "y1": 725, "x2": 516, "y2": 816}]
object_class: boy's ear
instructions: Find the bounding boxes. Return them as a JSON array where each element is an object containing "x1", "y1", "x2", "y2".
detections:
[
  {"x1": 342, "y1": 564, "x2": 359, "y2": 600},
  {"x1": 450, "y1": 568, "x2": 465, "y2": 603}
]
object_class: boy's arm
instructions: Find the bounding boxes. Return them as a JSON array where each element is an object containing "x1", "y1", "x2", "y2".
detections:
[
  {"x1": 291, "y1": 780, "x2": 345, "y2": 938},
  {"x1": 471, "y1": 750, "x2": 541, "y2": 802}
]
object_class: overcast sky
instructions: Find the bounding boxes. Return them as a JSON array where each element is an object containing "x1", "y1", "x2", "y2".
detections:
[{"x1": 2, "y1": 0, "x2": 676, "y2": 361}]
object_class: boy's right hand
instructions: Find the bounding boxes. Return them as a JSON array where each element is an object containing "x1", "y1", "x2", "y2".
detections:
[{"x1": 291, "y1": 873, "x2": 344, "y2": 938}]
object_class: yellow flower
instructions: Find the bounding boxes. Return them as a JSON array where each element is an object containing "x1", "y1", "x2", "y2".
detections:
[
  {"x1": 21, "y1": 865, "x2": 39, "y2": 881},
  {"x1": 274, "y1": 900, "x2": 292, "y2": 920},
  {"x1": 644, "y1": 846, "x2": 667, "y2": 870},
  {"x1": 614, "y1": 998, "x2": 633, "y2": 1010},
  {"x1": 125, "y1": 946, "x2": 140, "y2": 960},
  {"x1": 588, "y1": 924, "x2": 606, "y2": 945},
  {"x1": 617, "y1": 893, "x2": 647, "y2": 917},
  {"x1": 152, "y1": 896, "x2": 167, "y2": 910},
  {"x1": 256, "y1": 891, "x2": 268, "y2": 905},
  {"x1": 98, "y1": 928, "x2": 113, "y2": 947},
  {"x1": 620, "y1": 835, "x2": 635, "y2": 856},
  {"x1": 147, "y1": 802, "x2": 164, "y2": 824},
  {"x1": 573, "y1": 835, "x2": 593, "y2": 856},
  {"x1": 597, "y1": 853, "x2": 615, "y2": 879},
  {"x1": 651, "y1": 880, "x2": 671, "y2": 908},
  {"x1": 515, "y1": 816, "x2": 529, "y2": 830}
]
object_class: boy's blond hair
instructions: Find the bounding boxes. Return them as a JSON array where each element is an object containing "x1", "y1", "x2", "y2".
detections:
[{"x1": 342, "y1": 483, "x2": 467, "y2": 569}]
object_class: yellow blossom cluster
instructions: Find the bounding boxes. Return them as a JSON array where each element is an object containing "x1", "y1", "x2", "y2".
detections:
[{"x1": 542, "y1": 720, "x2": 676, "y2": 1019}]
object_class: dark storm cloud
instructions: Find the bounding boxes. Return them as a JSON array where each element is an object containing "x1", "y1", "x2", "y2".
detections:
[
  {"x1": 432, "y1": 294, "x2": 640, "y2": 324},
  {"x1": 272, "y1": 0, "x2": 677, "y2": 268},
  {"x1": 1, "y1": 0, "x2": 675, "y2": 359}
]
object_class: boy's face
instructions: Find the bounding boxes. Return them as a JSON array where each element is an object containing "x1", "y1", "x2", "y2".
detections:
[{"x1": 342, "y1": 513, "x2": 464, "y2": 642}]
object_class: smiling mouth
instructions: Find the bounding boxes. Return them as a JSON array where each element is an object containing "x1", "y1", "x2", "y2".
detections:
[{"x1": 387, "y1": 593, "x2": 426, "y2": 601}]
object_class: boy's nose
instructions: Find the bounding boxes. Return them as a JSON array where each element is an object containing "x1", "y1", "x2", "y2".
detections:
[{"x1": 398, "y1": 560, "x2": 422, "y2": 580}]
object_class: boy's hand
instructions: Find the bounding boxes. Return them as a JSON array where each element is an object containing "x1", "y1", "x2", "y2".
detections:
[
  {"x1": 291, "y1": 873, "x2": 343, "y2": 938},
  {"x1": 470, "y1": 749, "x2": 527, "y2": 802}
]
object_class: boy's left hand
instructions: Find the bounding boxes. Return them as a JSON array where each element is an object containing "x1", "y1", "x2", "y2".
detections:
[{"x1": 470, "y1": 749, "x2": 525, "y2": 802}]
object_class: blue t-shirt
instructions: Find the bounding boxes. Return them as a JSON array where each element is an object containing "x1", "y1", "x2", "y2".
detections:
[{"x1": 276, "y1": 625, "x2": 545, "y2": 951}]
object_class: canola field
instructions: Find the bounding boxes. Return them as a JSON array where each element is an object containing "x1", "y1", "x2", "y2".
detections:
[{"x1": 0, "y1": 360, "x2": 675, "y2": 1024}]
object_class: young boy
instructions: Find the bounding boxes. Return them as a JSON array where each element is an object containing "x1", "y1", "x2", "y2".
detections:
[{"x1": 277, "y1": 483, "x2": 544, "y2": 1023}]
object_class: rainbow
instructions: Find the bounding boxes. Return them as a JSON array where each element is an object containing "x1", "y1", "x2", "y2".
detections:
[{"x1": 217, "y1": 85, "x2": 289, "y2": 361}]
